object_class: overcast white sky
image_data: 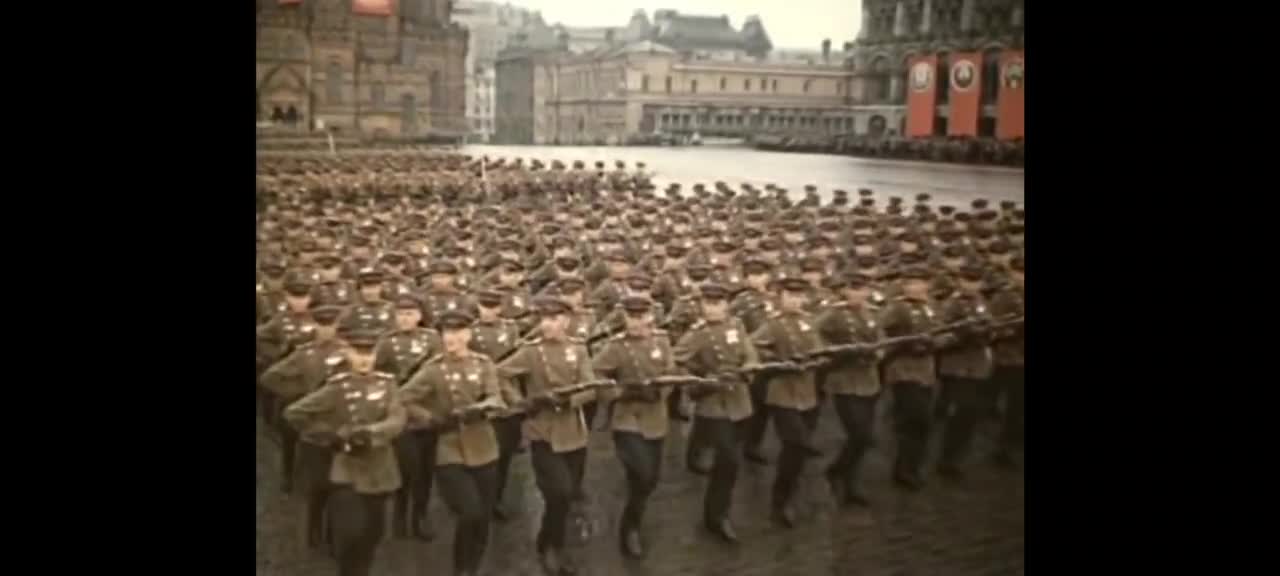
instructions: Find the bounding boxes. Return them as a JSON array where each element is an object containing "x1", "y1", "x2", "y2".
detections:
[{"x1": 499, "y1": 0, "x2": 862, "y2": 51}]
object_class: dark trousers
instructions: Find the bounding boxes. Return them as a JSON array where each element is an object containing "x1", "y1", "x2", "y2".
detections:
[
  {"x1": 828, "y1": 393, "x2": 878, "y2": 489},
  {"x1": 297, "y1": 441, "x2": 335, "y2": 548},
  {"x1": 692, "y1": 417, "x2": 744, "y2": 524},
  {"x1": 940, "y1": 377, "x2": 983, "y2": 468},
  {"x1": 978, "y1": 374, "x2": 1003, "y2": 421},
  {"x1": 582, "y1": 400, "x2": 599, "y2": 430},
  {"x1": 744, "y1": 375, "x2": 772, "y2": 450},
  {"x1": 891, "y1": 381, "x2": 934, "y2": 480},
  {"x1": 391, "y1": 434, "x2": 420, "y2": 535},
  {"x1": 769, "y1": 407, "x2": 812, "y2": 509},
  {"x1": 436, "y1": 463, "x2": 498, "y2": 574},
  {"x1": 530, "y1": 442, "x2": 586, "y2": 553},
  {"x1": 327, "y1": 489, "x2": 387, "y2": 576},
  {"x1": 410, "y1": 430, "x2": 438, "y2": 529},
  {"x1": 996, "y1": 366, "x2": 1025, "y2": 453},
  {"x1": 276, "y1": 401, "x2": 299, "y2": 489},
  {"x1": 493, "y1": 415, "x2": 524, "y2": 508},
  {"x1": 612, "y1": 431, "x2": 664, "y2": 534}
]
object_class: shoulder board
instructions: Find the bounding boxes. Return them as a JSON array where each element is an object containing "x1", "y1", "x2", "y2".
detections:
[
  {"x1": 652, "y1": 329, "x2": 669, "y2": 336},
  {"x1": 324, "y1": 353, "x2": 345, "y2": 366},
  {"x1": 420, "y1": 353, "x2": 444, "y2": 367},
  {"x1": 609, "y1": 332, "x2": 627, "y2": 341},
  {"x1": 568, "y1": 337, "x2": 586, "y2": 345},
  {"x1": 523, "y1": 337, "x2": 543, "y2": 346},
  {"x1": 373, "y1": 371, "x2": 397, "y2": 381},
  {"x1": 767, "y1": 310, "x2": 783, "y2": 319},
  {"x1": 328, "y1": 372, "x2": 353, "y2": 383},
  {"x1": 689, "y1": 319, "x2": 706, "y2": 330}
]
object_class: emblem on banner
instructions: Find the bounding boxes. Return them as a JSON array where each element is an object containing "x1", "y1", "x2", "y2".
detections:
[
  {"x1": 951, "y1": 60, "x2": 976, "y2": 92},
  {"x1": 910, "y1": 62, "x2": 933, "y2": 93},
  {"x1": 1002, "y1": 58, "x2": 1024, "y2": 90}
]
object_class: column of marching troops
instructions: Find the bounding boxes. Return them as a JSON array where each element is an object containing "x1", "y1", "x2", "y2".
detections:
[{"x1": 256, "y1": 151, "x2": 1026, "y2": 576}]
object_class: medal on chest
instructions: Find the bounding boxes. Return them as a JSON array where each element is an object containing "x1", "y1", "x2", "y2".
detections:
[
  {"x1": 650, "y1": 346, "x2": 663, "y2": 360},
  {"x1": 725, "y1": 329, "x2": 739, "y2": 344},
  {"x1": 565, "y1": 347, "x2": 578, "y2": 364}
]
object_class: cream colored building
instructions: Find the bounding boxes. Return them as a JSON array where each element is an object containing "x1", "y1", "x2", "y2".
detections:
[{"x1": 496, "y1": 41, "x2": 855, "y2": 145}]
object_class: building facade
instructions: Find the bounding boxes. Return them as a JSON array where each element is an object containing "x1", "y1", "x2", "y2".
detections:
[
  {"x1": 847, "y1": 0, "x2": 1024, "y2": 138},
  {"x1": 255, "y1": 0, "x2": 468, "y2": 139},
  {"x1": 451, "y1": 1, "x2": 545, "y2": 142},
  {"x1": 495, "y1": 10, "x2": 855, "y2": 145}
]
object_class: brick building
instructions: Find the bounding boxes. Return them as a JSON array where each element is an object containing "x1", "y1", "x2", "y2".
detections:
[{"x1": 255, "y1": 0, "x2": 468, "y2": 140}]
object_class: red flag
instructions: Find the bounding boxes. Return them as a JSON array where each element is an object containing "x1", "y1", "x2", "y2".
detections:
[
  {"x1": 352, "y1": 0, "x2": 394, "y2": 16},
  {"x1": 905, "y1": 55, "x2": 937, "y2": 138},
  {"x1": 947, "y1": 52, "x2": 981, "y2": 137},
  {"x1": 996, "y1": 51, "x2": 1025, "y2": 141}
]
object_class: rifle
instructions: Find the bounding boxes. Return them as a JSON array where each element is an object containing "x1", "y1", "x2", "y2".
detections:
[
  {"x1": 807, "y1": 315, "x2": 1026, "y2": 361},
  {"x1": 492, "y1": 379, "x2": 618, "y2": 418}
]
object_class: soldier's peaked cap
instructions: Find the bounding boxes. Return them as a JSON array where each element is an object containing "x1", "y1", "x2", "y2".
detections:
[
  {"x1": 620, "y1": 296, "x2": 653, "y2": 313},
  {"x1": 437, "y1": 309, "x2": 475, "y2": 331},
  {"x1": 778, "y1": 277, "x2": 810, "y2": 292},
  {"x1": 345, "y1": 329, "x2": 381, "y2": 349},
  {"x1": 533, "y1": 296, "x2": 572, "y2": 316}
]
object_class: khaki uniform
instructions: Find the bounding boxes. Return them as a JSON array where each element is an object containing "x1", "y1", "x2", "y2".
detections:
[
  {"x1": 814, "y1": 303, "x2": 884, "y2": 396},
  {"x1": 730, "y1": 288, "x2": 777, "y2": 334},
  {"x1": 284, "y1": 371, "x2": 407, "y2": 494},
  {"x1": 256, "y1": 311, "x2": 316, "y2": 375},
  {"x1": 672, "y1": 318, "x2": 758, "y2": 421},
  {"x1": 593, "y1": 331, "x2": 677, "y2": 439},
  {"x1": 344, "y1": 300, "x2": 395, "y2": 334},
  {"x1": 496, "y1": 338, "x2": 598, "y2": 453},
  {"x1": 749, "y1": 310, "x2": 823, "y2": 411},
  {"x1": 936, "y1": 294, "x2": 994, "y2": 380},
  {"x1": 989, "y1": 287, "x2": 1025, "y2": 367},
  {"x1": 879, "y1": 297, "x2": 941, "y2": 387},
  {"x1": 470, "y1": 318, "x2": 523, "y2": 363},
  {"x1": 400, "y1": 353, "x2": 507, "y2": 467},
  {"x1": 374, "y1": 328, "x2": 443, "y2": 381}
]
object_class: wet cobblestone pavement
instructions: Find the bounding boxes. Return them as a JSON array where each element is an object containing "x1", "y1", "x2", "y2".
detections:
[{"x1": 257, "y1": 395, "x2": 1025, "y2": 576}]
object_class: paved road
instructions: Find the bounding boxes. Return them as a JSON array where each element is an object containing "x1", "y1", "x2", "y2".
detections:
[
  {"x1": 462, "y1": 145, "x2": 1025, "y2": 207},
  {"x1": 257, "y1": 395, "x2": 1025, "y2": 576}
]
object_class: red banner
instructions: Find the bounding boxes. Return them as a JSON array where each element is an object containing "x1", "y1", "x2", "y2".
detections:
[
  {"x1": 996, "y1": 51, "x2": 1025, "y2": 141},
  {"x1": 352, "y1": 0, "x2": 394, "y2": 16},
  {"x1": 905, "y1": 55, "x2": 937, "y2": 138},
  {"x1": 947, "y1": 52, "x2": 980, "y2": 137}
]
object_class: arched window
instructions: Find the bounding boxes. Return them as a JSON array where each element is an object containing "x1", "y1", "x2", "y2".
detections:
[
  {"x1": 326, "y1": 60, "x2": 343, "y2": 103},
  {"x1": 869, "y1": 115, "x2": 887, "y2": 137},
  {"x1": 981, "y1": 49, "x2": 1001, "y2": 105}
]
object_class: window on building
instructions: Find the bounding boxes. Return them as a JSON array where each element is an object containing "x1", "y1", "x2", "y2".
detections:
[
  {"x1": 326, "y1": 60, "x2": 343, "y2": 103},
  {"x1": 665, "y1": 77, "x2": 672, "y2": 93},
  {"x1": 981, "y1": 49, "x2": 1001, "y2": 105},
  {"x1": 642, "y1": 75, "x2": 650, "y2": 92},
  {"x1": 691, "y1": 79, "x2": 698, "y2": 94},
  {"x1": 803, "y1": 80, "x2": 812, "y2": 93},
  {"x1": 720, "y1": 77, "x2": 727, "y2": 90},
  {"x1": 760, "y1": 77, "x2": 767, "y2": 90},
  {"x1": 837, "y1": 82, "x2": 844, "y2": 95},
  {"x1": 372, "y1": 83, "x2": 385, "y2": 106},
  {"x1": 744, "y1": 78, "x2": 750, "y2": 90},
  {"x1": 870, "y1": 56, "x2": 890, "y2": 104},
  {"x1": 430, "y1": 71, "x2": 443, "y2": 110},
  {"x1": 936, "y1": 53, "x2": 950, "y2": 104},
  {"x1": 772, "y1": 79, "x2": 778, "y2": 92},
  {"x1": 401, "y1": 38, "x2": 416, "y2": 67}
]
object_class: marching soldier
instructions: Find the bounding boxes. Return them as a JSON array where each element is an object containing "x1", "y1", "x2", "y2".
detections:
[
  {"x1": 260, "y1": 302, "x2": 348, "y2": 496},
  {"x1": 400, "y1": 310, "x2": 508, "y2": 576},
  {"x1": 934, "y1": 266, "x2": 995, "y2": 480},
  {"x1": 814, "y1": 272, "x2": 884, "y2": 507},
  {"x1": 345, "y1": 268, "x2": 395, "y2": 334},
  {"x1": 750, "y1": 277, "x2": 824, "y2": 527},
  {"x1": 496, "y1": 297, "x2": 601, "y2": 576},
  {"x1": 420, "y1": 260, "x2": 475, "y2": 328},
  {"x1": 373, "y1": 295, "x2": 443, "y2": 539},
  {"x1": 989, "y1": 256, "x2": 1025, "y2": 466},
  {"x1": 591, "y1": 297, "x2": 678, "y2": 557},
  {"x1": 879, "y1": 266, "x2": 945, "y2": 490},
  {"x1": 257, "y1": 270, "x2": 318, "y2": 426},
  {"x1": 283, "y1": 329, "x2": 406, "y2": 576},
  {"x1": 672, "y1": 283, "x2": 759, "y2": 542},
  {"x1": 733, "y1": 257, "x2": 779, "y2": 464},
  {"x1": 469, "y1": 289, "x2": 526, "y2": 521}
]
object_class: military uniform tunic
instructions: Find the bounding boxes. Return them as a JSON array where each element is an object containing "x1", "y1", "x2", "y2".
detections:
[
  {"x1": 496, "y1": 338, "x2": 598, "y2": 453},
  {"x1": 672, "y1": 318, "x2": 758, "y2": 421},
  {"x1": 936, "y1": 293, "x2": 995, "y2": 380},
  {"x1": 593, "y1": 331, "x2": 677, "y2": 439},
  {"x1": 879, "y1": 297, "x2": 941, "y2": 387},
  {"x1": 814, "y1": 303, "x2": 884, "y2": 396},
  {"x1": 284, "y1": 371, "x2": 407, "y2": 494},
  {"x1": 400, "y1": 353, "x2": 506, "y2": 468},
  {"x1": 750, "y1": 310, "x2": 823, "y2": 411},
  {"x1": 374, "y1": 327, "x2": 443, "y2": 381}
]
